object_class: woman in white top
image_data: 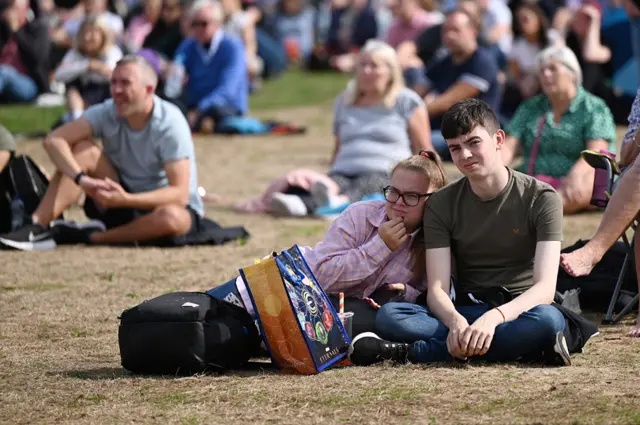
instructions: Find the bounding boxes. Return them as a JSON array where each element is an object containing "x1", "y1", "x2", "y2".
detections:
[
  {"x1": 53, "y1": 15, "x2": 123, "y2": 122},
  {"x1": 234, "y1": 40, "x2": 433, "y2": 217}
]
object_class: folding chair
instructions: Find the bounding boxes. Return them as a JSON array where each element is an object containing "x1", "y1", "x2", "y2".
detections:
[{"x1": 581, "y1": 150, "x2": 639, "y2": 324}]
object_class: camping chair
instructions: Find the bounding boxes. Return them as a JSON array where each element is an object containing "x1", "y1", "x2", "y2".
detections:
[{"x1": 581, "y1": 150, "x2": 640, "y2": 325}]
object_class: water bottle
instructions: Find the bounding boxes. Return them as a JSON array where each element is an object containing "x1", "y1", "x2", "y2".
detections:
[
  {"x1": 10, "y1": 196, "x2": 24, "y2": 231},
  {"x1": 164, "y1": 55, "x2": 185, "y2": 99}
]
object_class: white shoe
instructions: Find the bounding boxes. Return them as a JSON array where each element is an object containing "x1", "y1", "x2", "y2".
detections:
[{"x1": 270, "y1": 193, "x2": 308, "y2": 217}]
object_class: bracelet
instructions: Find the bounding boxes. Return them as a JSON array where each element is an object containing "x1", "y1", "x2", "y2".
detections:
[
  {"x1": 495, "y1": 307, "x2": 506, "y2": 323},
  {"x1": 73, "y1": 171, "x2": 87, "y2": 185}
]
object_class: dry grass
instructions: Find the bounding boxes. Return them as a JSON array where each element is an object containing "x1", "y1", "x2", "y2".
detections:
[{"x1": 1, "y1": 112, "x2": 639, "y2": 425}]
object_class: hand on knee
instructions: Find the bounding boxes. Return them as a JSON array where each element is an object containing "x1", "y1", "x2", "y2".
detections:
[{"x1": 152, "y1": 205, "x2": 191, "y2": 237}]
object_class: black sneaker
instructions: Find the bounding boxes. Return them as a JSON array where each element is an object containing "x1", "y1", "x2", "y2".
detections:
[
  {"x1": 543, "y1": 331, "x2": 572, "y2": 366},
  {"x1": 348, "y1": 332, "x2": 412, "y2": 366},
  {"x1": 51, "y1": 220, "x2": 106, "y2": 245},
  {"x1": 0, "y1": 223, "x2": 56, "y2": 251}
]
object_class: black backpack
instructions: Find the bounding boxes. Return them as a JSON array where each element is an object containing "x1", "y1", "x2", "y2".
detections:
[
  {"x1": 0, "y1": 154, "x2": 51, "y2": 234},
  {"x1": 118, "y1": 292, "x2": 262, "y2": 375}
]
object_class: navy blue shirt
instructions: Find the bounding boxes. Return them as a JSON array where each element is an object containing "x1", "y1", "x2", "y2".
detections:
[{"x1": 425, "y1": 47, "x2": 500, "y2": 128}]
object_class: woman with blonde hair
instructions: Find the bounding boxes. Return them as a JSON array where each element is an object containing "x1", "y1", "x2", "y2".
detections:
[
  {"x1": 502, "y1": 44, "x2": 616, "y2": 214},
  {"x1": 235, "y1": 40, "x2": 434, "y2": 217},
  {"x1": 53, "y1": 15, "x2": 123, "y2": 122}
]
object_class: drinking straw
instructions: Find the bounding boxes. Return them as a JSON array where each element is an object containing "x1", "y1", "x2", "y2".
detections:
[{"x1": 339, "y1": 292, "x2": 344, "y2": 316}]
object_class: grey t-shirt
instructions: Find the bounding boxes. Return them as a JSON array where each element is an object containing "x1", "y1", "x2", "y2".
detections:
[
  {"x1": 331, "y1": 87, "x2": 423, "y2": 175},
  {"x1": 0, "y1": 125, "x2": 16, "y2": 152},
  {"x1": 83, "y1": 96, "x2": 204, "y2": 217}
]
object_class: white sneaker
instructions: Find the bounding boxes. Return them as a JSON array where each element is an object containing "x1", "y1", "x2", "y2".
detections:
[{"x1": 270, "y1": 193, "x2": 308, "y2": 217}]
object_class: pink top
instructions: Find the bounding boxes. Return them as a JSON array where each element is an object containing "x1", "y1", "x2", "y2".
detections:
[
  {"x1": 0, "y1": 36, "x2": 27, "y2": 75},
  {"x1": 300, "y1": 200, "x2": 426, "y2": 302},
  {"x1": 383, "y1": 11, "x2": 442, "y2": 48},
  {"x1": 126, "y1": 15, "x2": 154, "y2": 51}
]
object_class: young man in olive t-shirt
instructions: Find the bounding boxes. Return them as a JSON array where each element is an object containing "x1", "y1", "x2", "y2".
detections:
[{"x1": 349, "y1": 99, "x2": 571, "y2": 366}]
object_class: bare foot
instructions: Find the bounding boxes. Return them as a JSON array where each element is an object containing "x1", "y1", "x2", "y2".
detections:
[
  {"x1": 628, "y1": 318, "x2": 640, "y2": 338},
  {"x1": 559, "y1": 245, "x2": 601, "y2": 277}
]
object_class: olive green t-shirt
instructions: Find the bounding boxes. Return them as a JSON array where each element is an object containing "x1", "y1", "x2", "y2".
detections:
[{"x1": 423, "y1": 169, "x2": 563, "y2": 294}]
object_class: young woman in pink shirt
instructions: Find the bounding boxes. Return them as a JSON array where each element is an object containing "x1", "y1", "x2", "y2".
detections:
[{"x1": 208, "y1": 151, "x2": 448, "y2": 335}]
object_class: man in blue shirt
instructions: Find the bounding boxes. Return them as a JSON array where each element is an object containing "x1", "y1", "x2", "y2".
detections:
[
  {"x1": 174, "y1": 0, "x2": 249, "y2": 132},
  {"x1": 422, "y1": 9, "x2": 500, "y2": 159}
]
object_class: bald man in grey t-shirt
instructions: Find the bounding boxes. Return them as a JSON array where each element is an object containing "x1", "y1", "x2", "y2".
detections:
[{"x1": 0, "y1": 55, "x2": 206, "y2": 251}]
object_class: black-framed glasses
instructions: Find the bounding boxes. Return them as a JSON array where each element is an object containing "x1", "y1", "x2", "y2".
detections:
[{"x1": 383, "y1": 186, "x2": 433, "y2": 207}]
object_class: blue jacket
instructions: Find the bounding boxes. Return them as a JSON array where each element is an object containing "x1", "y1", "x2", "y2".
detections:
[{"x1": 175, "y1": 31, "x2": 248, "y2": 114}]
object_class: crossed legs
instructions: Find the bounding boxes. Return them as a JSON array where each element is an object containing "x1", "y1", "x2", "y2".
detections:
[{"x1": 32, "y1": 140, "x2": 193, "y2": 244}]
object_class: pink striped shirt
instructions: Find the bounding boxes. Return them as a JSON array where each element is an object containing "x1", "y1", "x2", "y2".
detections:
[
  {"x1": 300, "y1": 200, "x2": 426, "y2": 302},
  {"x1": 383, "y1": 11, "x2": 443, "y2": 49}
]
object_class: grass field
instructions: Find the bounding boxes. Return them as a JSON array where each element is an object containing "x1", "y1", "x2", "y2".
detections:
[{"x1": 1, "y1": 73, "x2": 639, "y2": 425}]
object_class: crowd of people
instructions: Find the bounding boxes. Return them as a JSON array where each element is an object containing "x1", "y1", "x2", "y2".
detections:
[
  {"x1": 1, "y1": 0, "x2": 637, "y2": 124},
  {"x1": 0, "y1": 0, "x2": 639, "y2": 368}
]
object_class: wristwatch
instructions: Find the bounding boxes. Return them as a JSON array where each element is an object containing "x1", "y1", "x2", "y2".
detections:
[{"x1": 73, "y1": 171, "x2": 87, "y2": 185}]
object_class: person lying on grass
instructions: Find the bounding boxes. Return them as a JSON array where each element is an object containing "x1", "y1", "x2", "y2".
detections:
[
  {"x1": 349, "y1": 98, "x2": 573, "y2": 367},
  {"x1": 207, "y1": 151, "x2": 448, "y2": 336},
  {"x1": 0, "y1": 54, "x2": 206, "y2": 251}
]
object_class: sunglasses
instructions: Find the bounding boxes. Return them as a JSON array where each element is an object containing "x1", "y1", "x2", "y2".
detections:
[{"x1": 191, "y1": 19, "x2": 210, "y2": 28}]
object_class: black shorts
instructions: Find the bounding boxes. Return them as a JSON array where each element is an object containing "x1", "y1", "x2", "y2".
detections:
[{"x1": 83, "y1": 197, "x2": 202, "y2": 247}]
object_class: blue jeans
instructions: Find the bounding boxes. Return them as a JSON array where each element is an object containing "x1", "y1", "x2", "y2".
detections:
[
  {"x1": 631, "y1": 17, "x2": 640, "y2": 65},
  {"x1": 256, "y1": 28, "x2": 287, "y2": 79},
  {"x1": 0, "y1": 65, "x2": 38, "y2": 102},
  {"x1": 375, "y1": 302, "x2": 566, "y2": 363},
  {"x1": 403, "y1": 67, "x2": 428, "y2": 90}
]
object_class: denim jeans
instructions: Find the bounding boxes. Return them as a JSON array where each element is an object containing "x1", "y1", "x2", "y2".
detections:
[
  {"x1": 256, "y1": 28, "x2": 287, "y2": 79},
  {"x1": 630, "y1": 17, "x2": 640, "y2": 65},
  {"x1": 0, "y1": 65, "x2": 38, "y2": 102},
  {"x1": 375, "y1": 302, "x2": 566, "y2": 363},
  {"x1": 403, "y1": 67, "x2": 428, "y2": 90}
]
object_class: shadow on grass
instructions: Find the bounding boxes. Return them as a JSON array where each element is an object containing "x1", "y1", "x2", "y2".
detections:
[{"x1": 58, "y1": 361, "x2": 280, "y2": 381}]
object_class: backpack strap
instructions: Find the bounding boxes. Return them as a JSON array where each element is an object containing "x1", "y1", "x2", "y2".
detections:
[{"x1": 527, "y1": 115, "x2": 546, "y2": 176}]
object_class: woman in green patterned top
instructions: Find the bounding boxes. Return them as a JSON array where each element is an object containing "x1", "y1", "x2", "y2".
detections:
[{"x1": 501, "y1": 45, "x2": 616, "y2": 214}]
